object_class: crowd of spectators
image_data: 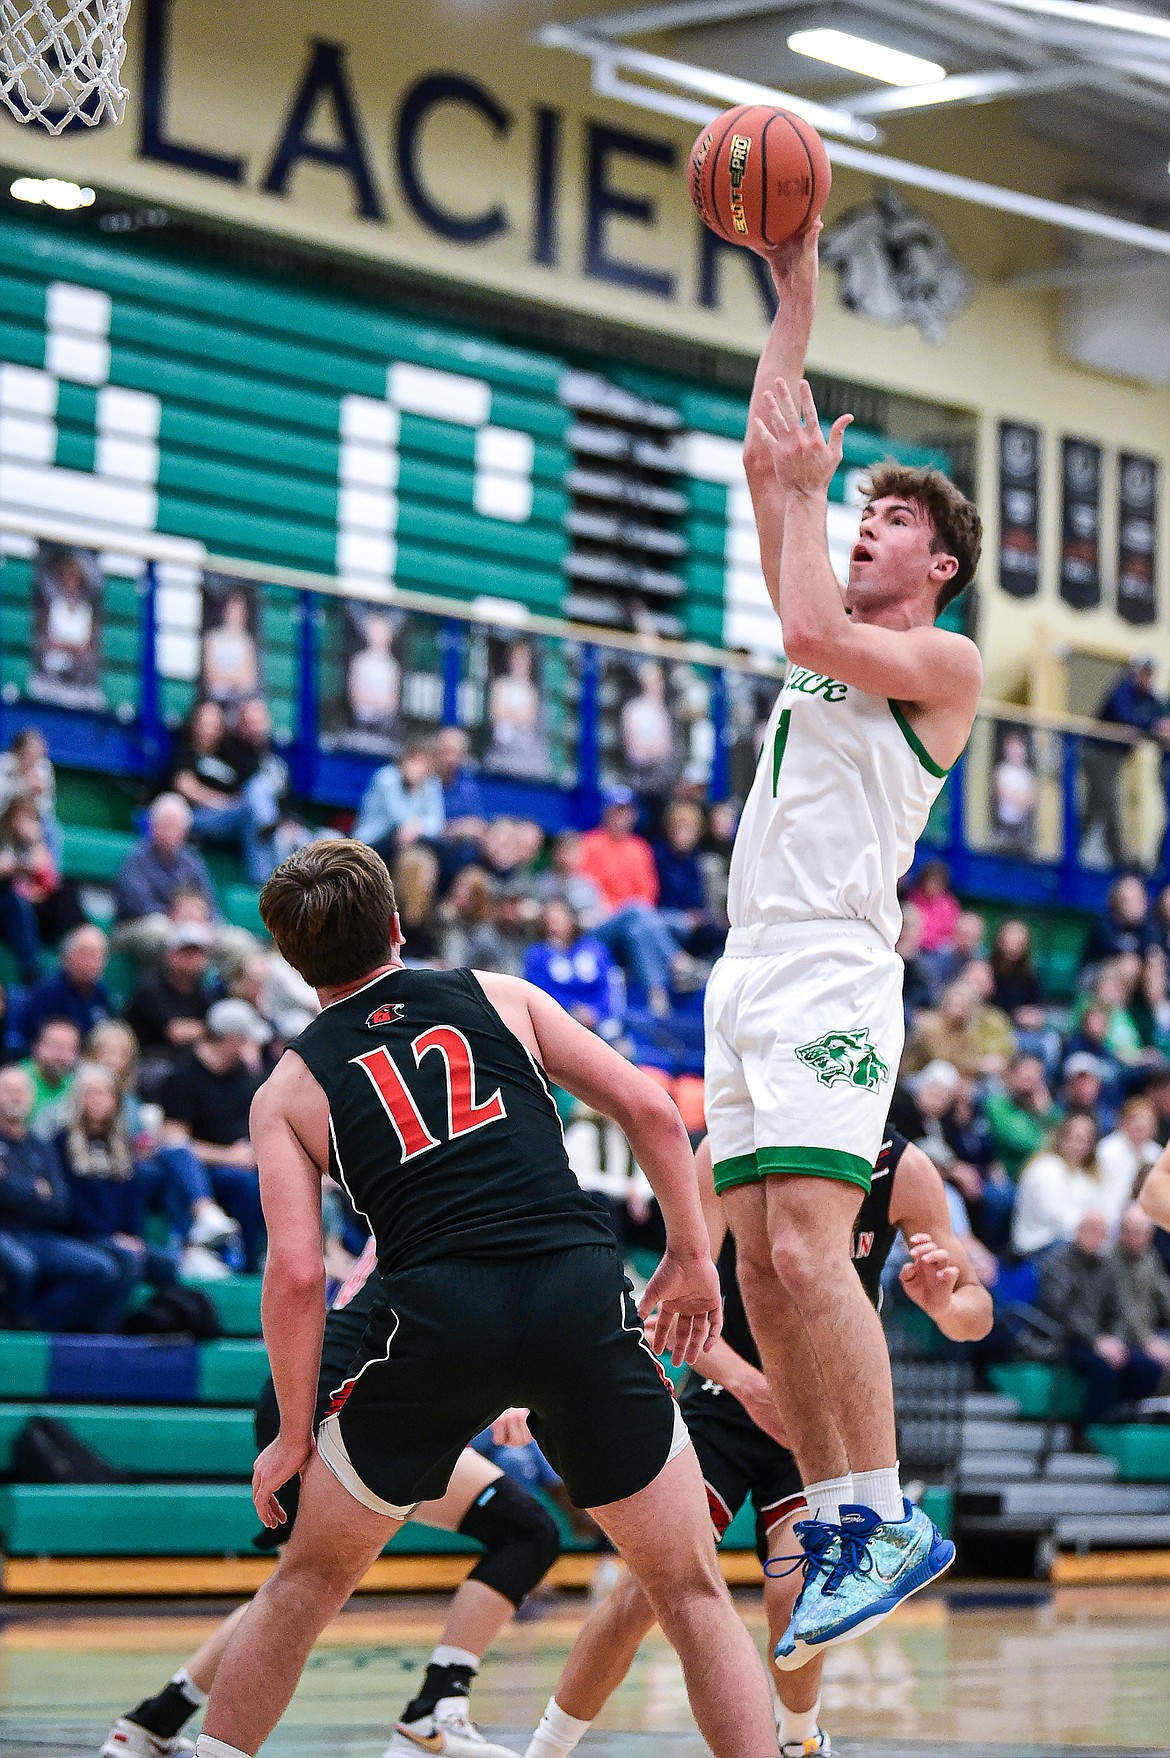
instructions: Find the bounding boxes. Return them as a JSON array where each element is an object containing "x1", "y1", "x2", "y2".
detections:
[
  {"x1": 0, "y1": 718, "x2": 734, "y2": 1332},
  {"x1": 6, "y1": 703, "x2": 1170, "y2": 1433},
  {"x1": 891, "y1": 859, "x2": 1170, "y2": 1423}
]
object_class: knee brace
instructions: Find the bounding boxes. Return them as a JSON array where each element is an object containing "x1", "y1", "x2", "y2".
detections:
[{"x1": 458, "y1": 1474, "x2": 561, "y2": 1606}]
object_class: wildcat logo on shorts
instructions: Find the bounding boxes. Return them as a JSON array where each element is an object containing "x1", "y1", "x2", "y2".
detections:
[
  {"x1": 366, "y1": 1002, "x2": 405, "y2": 1027},
  {"x1": 795, "y1": 1029, "x2": 889, "y2": 1091}
]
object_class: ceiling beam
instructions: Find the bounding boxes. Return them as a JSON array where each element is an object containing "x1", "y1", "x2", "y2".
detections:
[
  {"x1": 566, "y1": 0, "x2": 805, "y2": 41},
  {"x1": 843, "y1": 67, "x2": 1087, "y2": 116}
]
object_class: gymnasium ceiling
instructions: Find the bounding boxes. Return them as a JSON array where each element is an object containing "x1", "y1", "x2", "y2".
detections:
[{"x1": 538, "y1": 0, "x2": 1170, "y2": 271}]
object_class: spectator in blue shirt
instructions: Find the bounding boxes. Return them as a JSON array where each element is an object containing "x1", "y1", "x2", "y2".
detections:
[
  {"x1": 432, "y1": 726, "x2": 486, "y2": 885},
  {"x1": 19, "y1": 924, "x2": 111, "y2": 1053},
  {"x1": 114, "y1": 794, "x2": 220, "y2": 964},
  {"x1": 653, "y1": 798, "x2": 726, "y2": 961},
  {"x1": 0, "y1": 1064, "x2": 128, "y2": 1332},
  {"x1": 1082, "y1": 875, "x2": 1156, "y2": 973},
  {"x1": 353, "y1": 741, "x2": 445, "y2": 859},
  {"x1": 523, "y1": 901, "x2": 622, "y2": 1041},
  {"x1": 1081, "y1": 659, "x2": 1170, "y2": 870},
  {"x1": 57, "y1": 1064, "x2": 178, "y2": 1298}
]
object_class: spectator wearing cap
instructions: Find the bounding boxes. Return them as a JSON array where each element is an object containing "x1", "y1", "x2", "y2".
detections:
[
  {"x1": 18, "y1": 1017, "x2": 80, "y2": 1124},
  {"x1": 0, "y1": 1063, "x2": 128, "y2": 1332},
  {"x1": 984, "y1": 1053, "x2": 1061, "y2": 1181},
  {"x1": 1061, "y1": 1004, "x2": 1126, "y2": 1121},
  {"x1": 578, "y1": 789, "x2": 697, "y2": 1017},
  {"x1": 20, "y1": 924, "x2": 111, "y2": 1052},
  {"x1": 124, "y1": 923, "x2": 219, "y2": 1095},
  {"x1": 1012, "y1": 1112, "x2": 1124, "y2": 1256},
  {"x1": 114, "y1": 793, "x2": 221, "y2": 963},
  {"x1": 353, "y1": 740, "x2": 445, "y2": 862},
  {"x1": 524, "y1": 901, "x2": 622, "y2": 1042},
  {"x1": 159, "y1": 998, "x2": 270, "y2": 1270}
]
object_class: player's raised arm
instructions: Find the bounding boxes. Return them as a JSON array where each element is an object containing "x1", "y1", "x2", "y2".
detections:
[
  {"x1": 889, "y1": 1141, "x2": 993, "y2": 1342},
  {"x1": 754, "y1": 376, "x2": 983, "y2": 727},
  {"x1": 249, "y1": 1056, "x2": 328, "y2": 1527},
  {"x1": 742, "y1": 224, "x2": 822, "y2": 607}
]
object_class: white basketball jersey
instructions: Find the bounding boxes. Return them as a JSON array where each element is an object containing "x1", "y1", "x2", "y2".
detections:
[{"x1": 727, "y1": 664, "x2": 949, "y2": 949}]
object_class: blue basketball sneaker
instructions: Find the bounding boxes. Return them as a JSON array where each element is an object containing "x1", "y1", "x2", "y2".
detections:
[{"x1": 773, "y1": 1499, "x2": 954, "y2": 1669}]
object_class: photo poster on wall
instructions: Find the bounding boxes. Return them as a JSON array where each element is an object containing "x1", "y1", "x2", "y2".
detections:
[
  {"x1": 998, "y1": 422, "x2": 1041, "y2": 600},
  {"x1": 29, "y1": 542, "x2": 105, "y2": 711},
  {"x1": 988, "y1": 720, "x2": 1040, "y2": 857},
  {"x1": 318, "y1": 601, "x2": 445, "y2": 757},
  {"x1": 1058, "y1": 438, "x2": 1102, "y2": 610},
  {"x1": 199, "y1": 574, "x2": 262, "y2": 710},
  {"x1": 461, "y1": 630, "x2": 580, "y2": 786},
  {"x1": 724, "y1": 668, "x2": 782, "y2": 804},
  {"x1": 598, "y1": 652, "x2": 714, "y2": 797},
  {"x1": 1117, "y1": 452, "x2": 1160, "y2": 627}
]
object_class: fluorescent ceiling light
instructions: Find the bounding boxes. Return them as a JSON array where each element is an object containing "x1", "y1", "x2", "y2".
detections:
[
  {"x1": 10, "y1": 176, "x2": 95, "y2": 210},
  {"x1": 788, "y1": 27, "x2": 946, "y2": 86}
]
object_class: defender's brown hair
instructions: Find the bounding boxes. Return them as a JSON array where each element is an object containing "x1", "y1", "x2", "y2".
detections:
[
  {"x1": 863, "y1": 463, "x2": 982, "y2": 615},
  {"x1": 259, "y1": 839, "x2": 397, "y2": 988}
]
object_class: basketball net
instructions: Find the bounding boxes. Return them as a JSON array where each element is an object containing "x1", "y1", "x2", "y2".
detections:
[{"x1": 0, "y1": 0, "x2": 130, "y2": 133}]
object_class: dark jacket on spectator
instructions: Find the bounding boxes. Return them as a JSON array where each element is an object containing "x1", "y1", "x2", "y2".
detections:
[
  {"x1": 21, "y1": 968, "x2": 111, "y2": 1048},
  {"x1": 1081, "y1": 913, "x2": 1155, "y2": 967},
  {"x1": 1035, "y1": 1242, "x2": 1121, "y2": 1351},
  {"x1": 653, "y1": 842, "x2": 707, "y2": 915},
  {"x1": 55, "y1": 1130, "x2": 143, "y2": 1241},
  {"x1": 1113, "y1": 1246, "x2": 1170, "y2": 1350},
  {"x1": 115, "y1": 841, "x2": 219, "y2": 923},
  {"x1": 990, "y1": 967, "x2": 1044, "y2": 1016},
  {"x1": 0, "y1": 1129, "x2": 71, "y2": 1230}
]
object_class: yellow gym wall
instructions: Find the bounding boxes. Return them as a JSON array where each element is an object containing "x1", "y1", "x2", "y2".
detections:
[{"x1": 2, "y1": 0, "x2": 1167, "y2": 703}]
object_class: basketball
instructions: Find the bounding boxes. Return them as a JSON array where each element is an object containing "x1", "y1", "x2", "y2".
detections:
[{"x1": 688, "y1": 104, "x2": 831, "y2": 251}]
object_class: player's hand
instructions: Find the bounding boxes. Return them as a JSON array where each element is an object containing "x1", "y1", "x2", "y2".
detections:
[
  {"x1": 253, "y1": 1430, "x2": 313, "y2": 1529},
  {"x1": 733, "y1": 1367, "x2": 789, "y2": 1448},
  {"x1": 638, "y1": 1250, "x2": 723, "y2": 1367},
  {"x1": 760, "y1": 217, "x2": 821, "y2": 292},
  {"x1": 751, "y1": 377, "x2": 851, "y2": 499},
  {"x1": 492, "y1": 1407, "x2": 533, "y2": 1448},
  {"x1": 899, "y1": 1233, "x2": 960, "y2": 1319}
]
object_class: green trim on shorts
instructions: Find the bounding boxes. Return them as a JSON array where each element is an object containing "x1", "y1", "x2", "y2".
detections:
[
  {"x1": 712, "y1": 1152, "x2": 761, "y2": 1195},
  {"x1": 758, "y1": 1146, "x2": 873, "y2": 1192},
  {"x1": 888, "y1": 701, "x2": 951, "y2": 779},
  {"x1": 714, "y1": 1146, "x2": 873, "y2": 1195}
]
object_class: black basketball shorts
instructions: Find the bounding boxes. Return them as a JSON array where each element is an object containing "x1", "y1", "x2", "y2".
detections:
[
  {"x1": 678, "y1": 1377, "x2": 805, "y2": 1560},
  {"x1": 317, "y1": 1245, "x2": 686, "y2": 1514}
]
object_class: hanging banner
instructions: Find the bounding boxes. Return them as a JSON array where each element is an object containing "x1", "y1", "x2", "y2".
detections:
[
  {"x1": 1059, "y1": 438, "x2": 1102, "y2": 610},
  {"x1": 29, "y1": 542, "x2": 105, "y2": 711},
  {"x1": 997, "y1": 421, "x2": 1041, "y2": 600},
  {"x1": 1117, "y1": 452, "x2": 1159, "y2": 627}
]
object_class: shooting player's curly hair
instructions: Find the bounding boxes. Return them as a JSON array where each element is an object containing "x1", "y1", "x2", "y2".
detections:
[{"x1": 863, "y1": 463, "x2": 982, "y2": 612}]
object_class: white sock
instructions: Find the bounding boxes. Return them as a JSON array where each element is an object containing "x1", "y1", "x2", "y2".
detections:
[
  {"x1": 778, "y1": 1695, "x2": 821, "y2": 1745},
  {"x1": 194, "y1": 1739, "x2": 249, "y2": 1758},
  {"x1": 172, "y1": 1668, "x2": 207, "y2": 1707},
  {"x1": 431, "y1": 1643, "x2": 480, "y2": 1672},
  {"x1": 803, "y1": 1474, "x2": 853, "y2": 1524},
  {"x1": 522, "y1": 1695, "x2": 593, "y2": 1758},
  {"x1": 851, "y1": 1465, "x2": 904, "y2": 1524}
]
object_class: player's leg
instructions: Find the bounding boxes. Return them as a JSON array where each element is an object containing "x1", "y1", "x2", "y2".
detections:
[
  {"x1": 393, "y1": 1449, "x2": 560, "y2": 1757},
  {"x1": 523, "y1": 1567, "x2": 658, "y2": 1758},
  {"x1": 195, "y1": 1452, "x2": 401, "y2": 1757},
  {"x1": 761, "y1": 1511, "x2": 828, "y2": 1758},
  {"x1": 99, "y1": 1609, "x2": 245, "y2": 1757},
  {"x1": 588, "y1": 1444, "x2": 779, "y2": 1758}
]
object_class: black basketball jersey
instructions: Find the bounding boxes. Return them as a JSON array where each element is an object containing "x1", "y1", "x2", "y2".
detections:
[
  {"x1": 290, "y1": 967, "x2": 613, "y2": 1275},
  {"x1": 718, "y1": 1127, "x2": 910, "y2": 1370}
]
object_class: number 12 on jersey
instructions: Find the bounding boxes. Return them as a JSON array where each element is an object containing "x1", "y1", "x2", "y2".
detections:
[{"x1": 352, "y1": 1026, "x2": 507, "y2": 1162}]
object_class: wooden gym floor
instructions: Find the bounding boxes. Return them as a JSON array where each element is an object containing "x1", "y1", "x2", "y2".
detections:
[{"x1": 3, "y1": 1582, "x2": 1169, "y2": 1756}]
